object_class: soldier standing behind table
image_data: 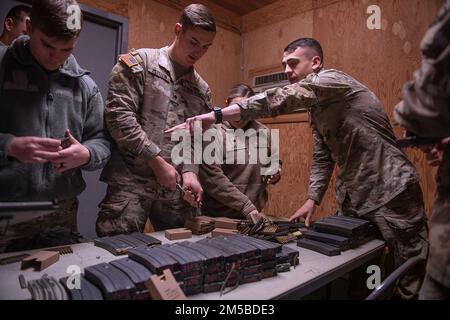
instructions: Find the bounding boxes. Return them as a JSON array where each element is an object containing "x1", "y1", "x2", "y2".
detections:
[
  {"x1": 200, "y1": 84, "x2": 282, "y2": 220},
  {"x1": 96, "y1": 4, "x2": 216, "y2": 235}
]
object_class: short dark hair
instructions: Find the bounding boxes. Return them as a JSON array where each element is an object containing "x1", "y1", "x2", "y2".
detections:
[
  {"x1": 284, "y1": 38, "x2": 324, "y2": 65},
  {"x1": 226, "y1": 84, "x2": 255, "y2": 105},
  {"x1": 180, "y1": 4, "x2": 216, "y2": 33},
  {"x1": 30, "y1": 0, "x2": 83, "y2": 40},
  {"x1": 5, "y1": 5, "x2": 31, "y2": 23}
]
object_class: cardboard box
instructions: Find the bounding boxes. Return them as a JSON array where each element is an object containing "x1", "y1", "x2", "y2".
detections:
[
  {"x1": 21, "y1": 250, "x2": 59, "y2": 271},
  {"x1": 165, "y1": 228, "x2": 193, "y2": 240},
  {"x1": 211, "y1": 228, "x2": 239, "y2": 238},
  {"x1": 214, "y1": 217, "x2": 242, "y2": 230},
  {"x1": 145, "y1": 269, "x2": 187, "y2": 300}
]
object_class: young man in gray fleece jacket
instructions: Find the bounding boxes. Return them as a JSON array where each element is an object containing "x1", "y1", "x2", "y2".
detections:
[{"x1": 0, "y1": 0, "x2": 111, "y2": 253}]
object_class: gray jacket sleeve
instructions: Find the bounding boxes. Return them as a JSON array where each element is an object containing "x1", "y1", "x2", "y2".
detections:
[
  {"x1": 80, "y1": 77, "x2": 112, "y2": 171},
  {"x1": 0, "y1": 46, "x2": 10, "y2": 166},
  {"x1": 0, "y1": 133, "x2": 14, "y2": 166},
  {"x1": 237, "y1": 73, "x2": 351, "y2": 121}
]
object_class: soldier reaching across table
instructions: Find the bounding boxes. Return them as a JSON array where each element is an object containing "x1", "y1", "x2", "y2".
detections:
[{"x1": 168, "y1": 37, "x2": 429, "y2": 299}]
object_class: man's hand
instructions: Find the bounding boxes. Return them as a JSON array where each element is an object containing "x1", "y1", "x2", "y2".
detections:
[
  {"x1": 148, "y1": 155, "x2": 180, "y2": 191},
  {"x1": 51, "y1": 130, "x2": 91, "y2": 173},
  {"x1": 289, "y1": 199, "x2": 316, "y2": 227},
  {"x1": 182, "y1": 172, "x2": 203, "y2": 208},
  {"x1": 419, "y1": 137, "x2": 450, "y2": 167},
  {"x1": 7, "y1": 136, "x2": 62, "y2": 163},
  {"x1": 165, "y1": 112, "x2": 216, "y2": 134},
  {"x1": 248, "y1": 210, "x2": 267, "y2": 224}
]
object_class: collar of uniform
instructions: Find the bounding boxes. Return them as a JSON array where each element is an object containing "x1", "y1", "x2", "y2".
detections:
[
  {"x1": 9, "y1": 35, "x2": 89, "y2": 78},
  {"x1": 0, "y1": 40, "x2": 5, "y2": 46},
  {"x1": 159, "y1": 46, "x2": 195, "y2": 82}
]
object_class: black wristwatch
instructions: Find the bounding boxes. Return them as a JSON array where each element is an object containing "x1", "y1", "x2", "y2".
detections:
[{"x1": 213, "y1": 106, "x2": 223, "y2": 124}]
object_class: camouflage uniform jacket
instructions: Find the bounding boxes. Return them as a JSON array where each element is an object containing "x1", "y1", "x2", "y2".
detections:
[
  {"x1": 239, "y1": 68, "x2": 419, "y2": 216},
  {"x1": 394, "y1": 1, "x2": 450, "y2": 287},
  {"x1": 100, "y1": 47, "x2": 212, "y2": 199},
  {"x1": 0, "y1": 36, "x2": 111, "y2": 201},
  {"x1": 200, "y1": 120, "x2": 276, "y2": 218}
]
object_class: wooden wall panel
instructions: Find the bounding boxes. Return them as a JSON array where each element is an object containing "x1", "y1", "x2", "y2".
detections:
[
  {"x1": 79, "y1": 0, "x2": 129, "y2": 18},
  {"x1": 243, "y1": 11, "x2": 314, "y2": 85},
  {"x1": 262, "y1": 122, "x2": 337, "y2": 221},
  {"x1": 194, "y1": 28, "x2": 241, "y2": 106},
  {"x1": 127, "y1": 0, "x2": 178, "y2": 50},
  {"x1": 152, "y1": 0, "x2": 241, "y2": 34},
  {"x1": 242, "y1": 0, "x2": 313, "y2": 33}
]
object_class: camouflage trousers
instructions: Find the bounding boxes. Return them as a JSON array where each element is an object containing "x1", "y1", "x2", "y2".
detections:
[
  {"x1": 345, "y1": 183, "x2": 429, "y2": 300},
  {"x1": 419, "y1": 187, "x2": 450, "y2": 299},
  {"x1": 96, "y1": 186, "x2": 195, "y2": 236},
  {"x1": 0, "y1": 198, "x2": 80, "y2": 254}
]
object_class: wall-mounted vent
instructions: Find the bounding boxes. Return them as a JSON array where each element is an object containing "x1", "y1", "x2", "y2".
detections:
[
  {"x1": 254, "y1": 72, "x2": 288, "y2": 86},
  {"x1": 252, "y1": 71, "x2": 289, "y2": 93}
]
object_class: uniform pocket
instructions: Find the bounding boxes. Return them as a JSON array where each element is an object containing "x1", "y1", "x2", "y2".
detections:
[{"x1": 98, "y1": 198, "x2": 129, "y2": 219}]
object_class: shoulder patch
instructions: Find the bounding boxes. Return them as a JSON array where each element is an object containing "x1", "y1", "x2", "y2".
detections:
[
  {"x1": 119, "y1": 50, "x2": 144, "y2": 73},
  {"x1": 119, "y1": 53, "x2": 138, "y2": 68}
]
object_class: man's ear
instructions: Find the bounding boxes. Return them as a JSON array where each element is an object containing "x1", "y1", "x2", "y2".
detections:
[
  {"x1": 26, "y1": 18, "x2": 32, "y2": 35},
  {"x1": 4, "y1": 18, "x2": 14, "y2": 32},
  {"x1": 174, "y1": 22, "x2": 182, "y2": 36},
  {"x1": 312, "y1": 55, "x2": 322, "y2": 72}
]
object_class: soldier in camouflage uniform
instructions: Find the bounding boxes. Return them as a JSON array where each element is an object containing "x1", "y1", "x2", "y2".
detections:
[
  {"x1": 169, "y1": 38, "x2": 429, "y2": 299},
  {"x1": 0, "y1": 0, "x2": 111, "y2": 253},
  {"x1": 394, "y1": 1, "x2": 450, "y2": 300},
  {"x1": 200, "y1": 84, "x2": 281, "y2": 220},
  {"x1": 96, "y1": 4, "x2": 216, "y2": 235}
]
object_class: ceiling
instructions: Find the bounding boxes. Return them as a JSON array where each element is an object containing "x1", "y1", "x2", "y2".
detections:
[{"x1": 207, "y1": 0, "x2": 280, "y2": 15}]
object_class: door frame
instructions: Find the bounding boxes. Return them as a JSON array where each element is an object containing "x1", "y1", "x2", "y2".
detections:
[{"x1": 19, "y1": 0, "x2": 129, "y2": 55}]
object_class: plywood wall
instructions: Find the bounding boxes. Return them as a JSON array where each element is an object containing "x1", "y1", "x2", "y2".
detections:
[
  {"x1": 79, "y1": 0, "x2": 241, "y2": 106},
  {"x1": 261, "y1": 122, "x2": 338, "y2": 220},
  {"x1": 243, "y1": 10, "x2": 314, "y2": 85},
  {"x1": 244, "y1": 0, "x2": 444, "y2": 220}
]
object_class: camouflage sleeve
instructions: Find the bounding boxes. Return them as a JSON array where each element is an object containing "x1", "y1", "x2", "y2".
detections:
[
  {"x1": 105, "y1": 60, "x2": 161, "y2": 164},
  {"x1": 237, "y1": 82, "x2": 317, "y2": 121},
  {"x1": 307, "y1": 126, "x2": 335, "y2": 204},
  {"x1": 394, "y1": 6, "x2": 450, "y2": 137},
  {"x1": 237, "y1": 74, "x2": 352, "y2": 122},
  {"x1": 199, "y1": 163, "x2": 258, "y2": 217}
]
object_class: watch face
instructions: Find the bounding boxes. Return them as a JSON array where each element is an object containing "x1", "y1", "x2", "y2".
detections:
[{"x1": 214, "y1": 107, "x2": 222, "y2": 123}]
